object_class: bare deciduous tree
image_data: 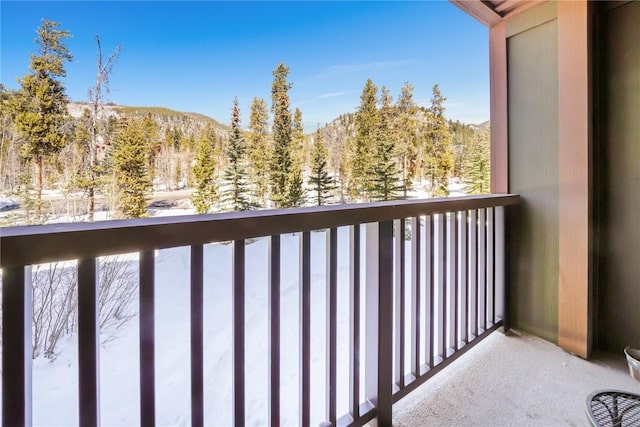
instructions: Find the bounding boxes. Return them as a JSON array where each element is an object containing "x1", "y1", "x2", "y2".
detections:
[
  {"x1": 32, "y1": 262, "x2": 77, "y2": 359},
  {"x1": 87, "y1": 35, "x2": 121, "y2": 221},
  {"x1": 30, "y1": 255, "x2": 136, "y2": 360},
  {"x1": 98, "y1": 256, "x2": 137, "y2": 332}
]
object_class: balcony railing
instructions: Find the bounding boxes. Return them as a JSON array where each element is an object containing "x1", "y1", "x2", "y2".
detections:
[{"x1": 1, "y1": 194, "x2": 519, "y2": 427}]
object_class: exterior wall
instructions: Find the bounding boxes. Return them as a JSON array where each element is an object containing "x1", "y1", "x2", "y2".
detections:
[
  {"x1": 598, "y1": 1, "x2": 640, "y2": 353},
  {"x1": 506, "y1": 5, "x2": 560, "y2": 343}
]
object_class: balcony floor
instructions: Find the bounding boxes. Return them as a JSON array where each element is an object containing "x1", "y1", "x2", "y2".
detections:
[{"x1": 393, "y1": 330, "x2": 639, "y2": 426}]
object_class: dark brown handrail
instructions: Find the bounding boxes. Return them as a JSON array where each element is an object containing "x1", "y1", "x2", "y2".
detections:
[{"x1": 1, "y1": 194, "x2": 519, "y2": 268}]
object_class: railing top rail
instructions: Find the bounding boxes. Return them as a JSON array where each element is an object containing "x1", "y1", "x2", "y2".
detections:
[{"x1": 1, "y1": 194, "x2": 519, "y2": 268}]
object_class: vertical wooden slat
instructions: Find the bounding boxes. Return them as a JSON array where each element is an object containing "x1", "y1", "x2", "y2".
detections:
[
  {"x1": 451, "y1": 213, "x2": 459, "y2": 351},
  {"x1": 441, "y1": 213, "x2": 451, "y2": 360},
  {"x1": 2, "y1": 266, "x2": 32, "y2": 427},
  {"x1": 233, "y1": 240, "x2": 245, "y2": 427},
  {"x1": 427, "y1": 215, "x2": 435, "y2": 368},
  {"x1": 478, "y1": 209, "x2": 487, "y2": 332},
  {"x1": 349, "y1": 225, "x2": 361, "y2": 419},
  {"x1": 139, "y1": 250, "x2": 156, "y2": 427},
  {"x1": 410, "y1": 217, "x2": 421, "y2": 376},
  {"x1": 438, "y1": 214, "x2": 446, "y2": 361},
  {"x1": 393, "y1": 219, "x2": 405, "y2": 389},
  {"x1": 486, "y1": 208, "x2": 495, "y2": 326},
  {"x1": 365, "y1": 221, "x2": 393, "y2": 426},
  {"x1": 268, "y1": 236, "x2": 281, "y2": 427},
  {"x1": 190, "y1": 245, "x2": 204, "y2": 427},
  {"x1": 326, "y1": 228, "x2": 337, "y2": 425},
  {"x1": 445, "y1": 213, "x2": 456, "y2": 354},
  {"x1": 469, "y1": 210, "x2": 478, "y2": 338},
  {"x1": 378, "y1": 220, "x2": 394, "y2": 425},
  {"x1": 503, "y1": 209, "x2": 512, "y2": 333},
  {"x1": 300, "y1": 231, "x2": 311, "y2": 427},
  {"x1": 494, "y1": 207, "x2": 506, "y2": 325},
  {"x1": 459, "y1": 211, "x2": 468, "y2": 344},
  {"x1": 78, "y1": 258, "x2": 99, "y2": 427}
]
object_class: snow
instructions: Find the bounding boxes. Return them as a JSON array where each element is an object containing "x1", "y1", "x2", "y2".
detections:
[
  {"x1": 0, "y1": 196, "x2": 19, "y2": 211},
  {"x1": 1, "y1": 180, "x2": 471, "y2": 426},
  {"x1": 447, "y1": 179, "x2": 467, "y2": 197},
  {"x1": 21, "y1": 230, "x2": 360, "y2": 426}
]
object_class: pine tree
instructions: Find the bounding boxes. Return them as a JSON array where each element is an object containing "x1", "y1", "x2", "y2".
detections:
[
  {"x1": 449, "y1": 120, "x2": 475, "y2": 178},
  {"x1": 222, "y1": 97, "x2": 252, "y2": 211},
  {"x1": 396, "y1": 82, "x2": 418, "y2": 198},
  {"x1": 325, "y1": 114, "x2": 354, "y2": 203},
  {"x1": 191, "y1": 133, "x2": 217, "y2": 214},
  {"x1": 270, "y1": 63, "x2": 294, "y2": 208},
  {"x1": 308, "y1": 127, "x2": 335, "y2": 205},
  {"x1": 287, "y1": 107, "x2": 306, "y2": 207},
  {"x1": 368, "y1": 87, "x2": 404, "y2": 201},
  {"x1": 110, "y1": 119, "x2": 151, "y2": 218},
  {"x1": 348, "y1": 78, "x2": 378, "y2": 201},
  {"x1": 287, "y1": 166, "x2": 306, "y2": 207},
  {"x1": 292, "y1": 107, "x2": 305, "y2": 167},
  {"x1": 13, "y1": 19, "x2": 73, "y2": 220},
  {"x1": 463, "y1": 132, "x2": 491, "y2": 194},
  {"x1": 71, "y1": 108, "x2": 92, "y2": 190},
  {"x1": 0, "y1": 84, "x2": 19, "y2": 192},
  {"x1": 141, "y1": 113, "x2": 160, "y2": 183},
  {"x1": 247, "y1": 97, "x2": 270, "y2": 207},
  {"x1": 425, "y1": 84, "x2": 454, "y2": 197}
]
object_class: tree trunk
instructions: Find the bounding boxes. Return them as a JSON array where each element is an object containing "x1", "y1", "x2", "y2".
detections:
[
  {"x1": 35, "y1": 154, "x2": 43, "y2": 218},
  {"x1": 88, "y1": 186, "x2": 94, "y2": 221},
  {"x1": 403, "y1": 155, "x2": 408, "y2": 199}
]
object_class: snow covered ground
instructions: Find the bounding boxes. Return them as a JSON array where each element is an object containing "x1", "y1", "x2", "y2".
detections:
[
  {"x1": 1, "y1": 180, "x2": 470, "y2": 426},
  {"x1": 10, "y1": 230, "x2": 362, "y2": 426}
]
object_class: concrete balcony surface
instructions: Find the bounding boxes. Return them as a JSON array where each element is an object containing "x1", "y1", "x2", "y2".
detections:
[{"x1": 393, "y1": 330, "x2": 639, "y2": 426}]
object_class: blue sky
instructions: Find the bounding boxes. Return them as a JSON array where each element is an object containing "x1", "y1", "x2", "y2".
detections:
[{"x1": 1, "y1": 1, "x2": 489, "y2": 131}]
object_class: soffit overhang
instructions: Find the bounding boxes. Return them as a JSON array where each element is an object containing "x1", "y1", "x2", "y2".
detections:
[{"x1": 450, "y1": 0, "x2": 548, "y2": 27}]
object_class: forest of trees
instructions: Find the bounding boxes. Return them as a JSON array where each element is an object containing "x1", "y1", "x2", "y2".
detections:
[{"x1": 0, "y1": 19, "x2": 491, "y2": 226}]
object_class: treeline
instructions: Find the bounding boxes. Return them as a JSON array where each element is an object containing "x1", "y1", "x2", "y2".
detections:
[{"x1": 0, "y1": 20, "x2": 490, "y2": 225}]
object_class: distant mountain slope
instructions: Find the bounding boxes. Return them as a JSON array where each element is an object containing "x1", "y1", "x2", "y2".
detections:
[
  {"x1": 68, "y1": 102, "x2": 229, "y2": 139},
  {"x1": 475, "y1": 120, "x2": 490, "y2": 131}
]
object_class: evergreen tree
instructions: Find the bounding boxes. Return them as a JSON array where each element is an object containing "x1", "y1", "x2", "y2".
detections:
[
  {"x1": 425, "y1": 84, "x2": 454, "y2": 197},
  {"x1": 71, "y1": 108, "x2": 92, "y2": 190},
  {"x1": 449, "y1": 120, "x2": 475, "y2": 178},
  {"x1": 395, "y1": 82, "x2": 418, "y2": 197},
  {"x1": 141, "y1": 112, "x2": 160, "y2": 183},
  {"x1": 287, "y1": 166, "x2": 306, "y2": 207},
  {"x1": 110, "y1": 119, "x2": 151, "y2": 218},
  {"x1": 325, "y1": 114, "x2": 354, "y2": 203},
  {"x1": 191, "y1": 134, "x2": 217, "y2": 214},
  {"x1": 368, "y1": 87, "x2": 404, "y2": 201},
  {"x1": 287, "y1": 107, "x2": 306, "y2": 207},
  {"x1": 348, "y1": 78, "x2": 378, "y2": 201},
  {"x1": 292, "y1": 107, "x2": 305, "y2": 167},
  {"x1": 308, "y1": 126, "x2": 335, "y2": 205},
  {"x1": 247, "y1": 97, "x2": 270, "y2": 206},
  {"x1": 222, "y1": 97, "x2": 252, "y2": 211},
  {"x1": 201, "y1": 125, "x2": 225, "y2": 186},
  {"x1": 165, "y1": 125, "x2": 182, "y2": 150},
  {"x1": 0, "y1": 84, "x2": 18, "y2": 192},
  {"x1": 269, "y1": 63, "x2": 294, "y2": 208},
  {"x1": 159, "y1": 125, "x2": 184, "y2": 190},
  {"x1": 463, "y1": 132, "x2": 491, "y2": 194},
  {"x1": 13, "y1": 19, "x2": 73, "y2": 219}
]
